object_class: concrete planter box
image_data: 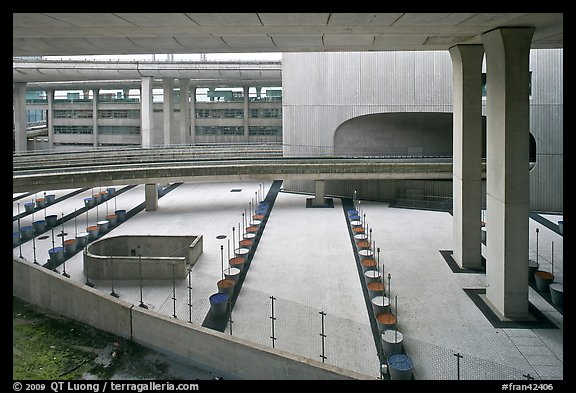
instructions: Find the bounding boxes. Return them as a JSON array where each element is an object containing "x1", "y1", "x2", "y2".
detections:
[{"x1": 84, "y1": 234, "x2": 203, "y2": 280}]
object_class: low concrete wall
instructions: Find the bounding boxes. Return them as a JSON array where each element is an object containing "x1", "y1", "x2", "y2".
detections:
[
  {"x1": 13, "y1": 256, "x2": 133, "y2": 339},
  {"x1": 84, "y1": 235, "x2": 202, "y2": 280},
  {"x1": 13, "y1": 257, "x2": 374, "y2": 380},
  {"x1": 130, "y1": 306, "x2": 369, "y2": 380}
]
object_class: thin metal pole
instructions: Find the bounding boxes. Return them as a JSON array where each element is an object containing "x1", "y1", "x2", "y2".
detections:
[
  {"x1": 232, "y1": 227, "x2": 236, "y2": 254},
  {"x1": 270, "y1": 295, "x2": 277, "y2": 348},
  {"x1": 74, "y1": 208, "x2": 77, "y2": 236},
  {"x1": 454, "y1": 352, "x2": 463, "y2": 380},
  {"x1": 85, "y1": 247, "x2": 94, "y2": 287},
  {"x1": 172, "y1": 264, "x2": 177, "y2": 318},
  {"x1": 32, "y1": 229, "x2": 38, "y2": 265},
  {"x1": 110, "y1": 256, "x2": 119, "y2": 297},
  {"x1": 220, "y1": 245, "x2": 224, "y2": 280},
  {"x1": 387, "y1": 273, "x2": 392, "y2": 299},
  {"x1": 17, "y1": 203, "x2": 23, "y2": 258},
  {"x1": 319, "y1": 311, "x2": 327, "y2": 363},
  {"x1": 551, "y1": 241, "x2": 554, "y2": 277},
  {"x1": 228, "y1": 297, "x2": 233, "y2": 335},
  {"x1": 536, "y1": 228, "x2": 540, "y2": 265},
  {"x1": 138, "y1": 255, "x2": 148, "y2": 309},
  {"x1": 188, "y1": 266, "x2": 192, "y2": 323}
]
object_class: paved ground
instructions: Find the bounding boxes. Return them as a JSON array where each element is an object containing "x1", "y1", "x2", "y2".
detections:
[{"x1": 13, "y1": 181, "x2": 563, "y2": 380}]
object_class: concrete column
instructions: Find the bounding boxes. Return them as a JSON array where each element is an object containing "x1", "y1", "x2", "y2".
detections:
[
  {"x1": 163, "y1": 78, "x2": 174, "y2": 146},
  {"x1": 179, "y1": 79, "x2": 191, "y2": 145},
  {"x1": 141, "y1": 77, "x2": 154, "y2": 147},
  {"x1": 481, "y1": 27, "x2": 534, "y2": 320},
  {"x1": 92, "y1": 89, "x2": 99, "y2": 147},
  {"x1": 243, "y1": 86, "x2": 250, "y2": 140},
  {"x1": 449, "y1": 45, "x2": 484, "y2": 270},
  {"x1": 46, "y1": 89, "x2": 55, "y2": 151},
  {"x1": 13, "y1": 82, "x2": 27, "y2": 152},
  {"x1": 190, "y1": 86, "x2": 196, "y2": 145},
  {"x1": 313, "y1": 180, "x2": 326, "y2": 206},
  {"x1": 145, "y1": 183, "x2": 158, "y2": 211}
]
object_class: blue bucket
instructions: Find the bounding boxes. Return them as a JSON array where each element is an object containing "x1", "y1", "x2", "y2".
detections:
[{"x1": 209, "y1": 293, "x2": 229, "y2": 317}]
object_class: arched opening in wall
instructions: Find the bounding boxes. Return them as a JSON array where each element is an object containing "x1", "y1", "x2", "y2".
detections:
[
  {"x1": 333, "y1": 112, "x2": 536, "y2": 165},
  {"x1": 328, "y1": 112, "x2": 536, "y2": 208}
]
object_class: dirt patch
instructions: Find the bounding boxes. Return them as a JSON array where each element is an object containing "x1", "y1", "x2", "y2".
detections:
[{"x1": 13, "y1": 296, "x2": 227, "y2": 380}]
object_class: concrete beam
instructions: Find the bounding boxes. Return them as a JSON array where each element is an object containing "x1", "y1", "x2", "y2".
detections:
[
  {"x1": 313, "y1": 179, "x2": 326, "y2": 206},
  {"x1": 141, "y1": 76, "x2": 154, "y2": 148},
  {"x1": 179, "y1": 79, "x2": 191, "y2": 145},
  {"x1": 13, "y1": 82, "x2": 28, "y2": 152},
  {"x1": 163, "y1": 78, "x2": 174, "y2": 146},
  {"x1": 145, "y1": 183, "x2": 158, "y2": 211},
  {"x1": 482, "y1": 27, "x2": 534, "y2": 320},
  {"x1": 13, "y1": 160, "x2": 467, "y2": 193},
  {"x1": 449, "y1": 44, "x2": 484, "y2": 270}
]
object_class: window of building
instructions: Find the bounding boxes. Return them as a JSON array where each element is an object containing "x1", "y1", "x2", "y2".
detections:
[
  {"x1": 99, "y1": 110, "x2": 140, "y2": 119},
  {"x1": 248, "y1": 126, "x2": 282, "y2": 136},
  {"x1": 54, "y1": 110, "x2": 93, "y2": 119},
  {"x1": 196, "y1": 126, "x2": 244, "y2": 136},
  {"x1": 99, "y1": 126, "x2": 141, "y2": 135},
  {"x1": 54, "y1": 125, "x2": 93, "y2": 134}
]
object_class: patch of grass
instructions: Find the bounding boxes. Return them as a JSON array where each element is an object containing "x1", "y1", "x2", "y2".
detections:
[{"x1": 13, "y1": 296, "x2": 134, "y2": 380}]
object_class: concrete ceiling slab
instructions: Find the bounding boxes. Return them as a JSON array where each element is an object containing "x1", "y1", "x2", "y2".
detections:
[{"x1": 13, "y1": 13, "x2": 563, "y2": 57}]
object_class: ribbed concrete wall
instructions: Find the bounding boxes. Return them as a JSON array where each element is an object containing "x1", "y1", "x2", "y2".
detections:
[
  {"x1": 12, "y1": 257, "x2": 372, "y2": 380},
  {"x1": 283, "y1": 50, "x2": 563, "y2": 212}
]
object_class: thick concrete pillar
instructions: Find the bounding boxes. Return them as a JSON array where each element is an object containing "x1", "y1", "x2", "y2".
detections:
[
  {"x1": 313, "y1": 180, "x2": 326, "y2": 206},
  {"x1": 145, "y1": 183, "x2": 158, "y2": 211},
  {"x1": 141, "y1": 77, "x2": 154, "y2": 147},
  {"x1": 92, "y1": 89, "x2": 99, "y2": 147},
  {"x1": 190, "y1": 86, "x2": 196, "y2": 145},
  {"x1": 13, "y1": 82, "x2": 27, "y2": 152},
  {"x1": 449, "y1": 45, "x2": 484, "y2": 270},
  {"x1": 243, "y1": 86, "x2": 250, "y2": 140},
  {"x1": 179, "y1": 79, "x2": 191, "y2": 145},
  {"x1": 163, "y1": 78, "x2": 174, "y2": 146},
  {"x1": 46, "y1": 89, "x2": 55, "y2": 151},
  {"x1": 482, "y1": 27, "x2": 534, "y2": 320}
]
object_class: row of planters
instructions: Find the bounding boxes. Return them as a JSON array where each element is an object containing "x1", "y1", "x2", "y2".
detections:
[
  {"x1": 209, "y1": 198, "x2": 271, "y2": 318},
  {"x1": 347, "y1": 205, "x2": 414, "y2": 380},
  {"x1": 14, "y1": 193, "x2": 57, "y2": 247},
  {"x1": 531, "y1": 260, "x2": 563, "y2": 308},
  {"x1": 15, "y1": 187, "x2": 126, "y2": 270},
  {"x1": 51, "y1": 187, "x2": 125, "y2": 269}
]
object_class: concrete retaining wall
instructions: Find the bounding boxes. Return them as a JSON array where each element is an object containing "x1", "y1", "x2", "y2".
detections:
[
  {"x1": 84, "y1": 235, "x2": 202, "y2": 280},
  {"x1": 13, "y1": 257, "x2": 373, "y2": 380},
  {"x1": 13, "y1": 256, "x2": 133, "y2": 339}
]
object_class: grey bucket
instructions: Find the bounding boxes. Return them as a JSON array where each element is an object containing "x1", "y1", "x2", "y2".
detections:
[
  {"x1": 382, "y1": 329, "x2": 404, "y2": 356},
  {"x1": 224, "y1": 267, "x2": 241, "y2": 283},
  {"x1": 45, "y1": 214, "x2": 58, "y2": 227},
  {"x1": 24, "y1": 202, "x2": 35, "y2": 213},
  {"x1": 76, "y1": 232, "x2": 89, "y2": 248},
  {"x1": 48, "y1": 247, "x2": 64, "y2": 265},
  {"x1": 534, "y1": 270, "x2": 554, "y2": 293},
  {"x1": 558, "y1": 220, "x2": 563, "y2": 235},
  {"x1": 45, "y1": 194, "x2": 56, "y2": 204},
  {"x1": 549, "y1": 283, "x2": 563, "y2": 307},
  {"x1": 528, "y1": 259, "x2": 539, "y2": 284},
  {"x1": 33, "y1": 220, "x2": 47, "y2": 234}
]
